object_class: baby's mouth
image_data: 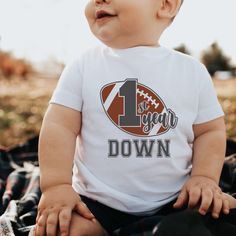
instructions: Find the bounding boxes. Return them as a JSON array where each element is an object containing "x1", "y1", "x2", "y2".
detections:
[{"x1": 95, "y1": 10, "x2": 116, "y2": 20}]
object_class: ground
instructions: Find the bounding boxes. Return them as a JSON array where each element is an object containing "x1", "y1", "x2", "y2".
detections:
[{"x1": 0, "y1": 76, "x2": 235, "y2": 148}]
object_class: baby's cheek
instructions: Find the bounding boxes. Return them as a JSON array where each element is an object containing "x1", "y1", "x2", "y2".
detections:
[{"x1": 84, "y1": 1, "x2": 94, "y2": 20}]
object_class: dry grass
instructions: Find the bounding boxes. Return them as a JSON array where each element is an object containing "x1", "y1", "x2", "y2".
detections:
[
  {"x1": 213, "y1": 78, "x2": 236, "y2": 140},
  {"x1": 0, "y1": 76, "x2": 235, "y2": 148},
  {"x1": 0, "y1": 75, "x2": 57, "y2": 148}
]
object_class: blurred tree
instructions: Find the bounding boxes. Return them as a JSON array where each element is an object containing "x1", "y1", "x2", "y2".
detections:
[
  {"x1": 0, "y1": 50, "x2": 32, "y2": 79},
  {"x1": 174, "y1": 44, "x2": 191, "y2": 55},
  {"x1": 201, "y1": 42, "x2": 232, "y2": 76}
]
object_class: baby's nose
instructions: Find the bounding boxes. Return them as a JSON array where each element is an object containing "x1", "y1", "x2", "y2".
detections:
[{"x1": 94, "y1": 0, "x2": 110, "y2": 5}]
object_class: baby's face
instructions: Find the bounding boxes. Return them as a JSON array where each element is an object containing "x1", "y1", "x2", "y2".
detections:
[{"x1": 85, "y1": 0, "x2": 161, "y2": 48}]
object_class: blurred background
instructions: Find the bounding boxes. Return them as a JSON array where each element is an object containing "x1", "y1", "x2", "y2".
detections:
[{"x1": 0, "y1": 0, "x2": 236, "y2": 147}]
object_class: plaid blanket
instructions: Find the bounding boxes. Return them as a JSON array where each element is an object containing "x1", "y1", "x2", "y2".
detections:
[{"x1": 0, "y1": 137, "x2": 236, "y2": 236}]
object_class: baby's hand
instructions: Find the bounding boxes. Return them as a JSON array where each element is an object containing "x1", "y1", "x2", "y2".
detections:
[
  {"x1": 173, "y1": 176, "x2": 230, "y2": 218},
  {"x1": 34, "y1": 184, "x2": 95, "y2": 236}
]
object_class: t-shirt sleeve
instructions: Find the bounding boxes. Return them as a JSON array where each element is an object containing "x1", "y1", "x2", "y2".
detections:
[
  {"x1": 49, "y1": 59, "x2": 83, "y2": 112},
  {"x1": 193, "y1": 64, "x2": 224, "y2": 124}
]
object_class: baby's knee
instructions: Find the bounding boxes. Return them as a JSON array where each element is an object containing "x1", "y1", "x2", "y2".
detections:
[{"x1": 69, "y1": 212, "x2": 107, "y2": 236}]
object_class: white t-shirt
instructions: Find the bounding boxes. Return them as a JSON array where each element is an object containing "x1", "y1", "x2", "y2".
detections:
[{"x1": 50, "y1": 45, "x2": 224, "y2": 216}]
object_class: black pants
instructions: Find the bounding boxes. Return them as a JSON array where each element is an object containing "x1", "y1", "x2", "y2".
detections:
[{"x1": 80, "y1": 195, "x2": 184, "y2": 234}]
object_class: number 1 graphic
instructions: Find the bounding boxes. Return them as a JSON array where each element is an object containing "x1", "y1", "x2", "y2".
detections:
[{"x1": 119, "y1": 79, "x2": 141, "y2": 127}]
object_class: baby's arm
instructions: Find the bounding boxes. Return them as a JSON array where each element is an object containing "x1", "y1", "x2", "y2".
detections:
[
  {"x1": 35, "y1": 104, "x2": 94, "y2": 236},
  {"x1": 174, "y1": 117, "x2": 228, "y2": 218}
]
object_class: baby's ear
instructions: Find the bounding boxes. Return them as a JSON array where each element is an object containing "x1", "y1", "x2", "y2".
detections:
[{"x1": 157, "y1": 0, "x2": 182, "y2": 19}]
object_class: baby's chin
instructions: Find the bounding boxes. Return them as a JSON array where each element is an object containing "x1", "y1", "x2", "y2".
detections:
[
  {"x1": 96, "y1": 35, "x2": 144, "y2": 49},
  {"x1": 96, "y1": 37, "x2": 125, "y2": 49},
  {"x1": 99, "y1": 40, "x2": 129, "y2": 49},
  {"x1": 93, "y1": 32, "x2": 119, "y2": 48},
  {"x1": 94, "y1": 30, "x2": 158, "y2": 49}
]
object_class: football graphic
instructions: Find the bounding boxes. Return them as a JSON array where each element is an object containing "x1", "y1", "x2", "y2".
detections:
[{"x1": 100, "y1": 79, "x2": 178, "y2": 137}]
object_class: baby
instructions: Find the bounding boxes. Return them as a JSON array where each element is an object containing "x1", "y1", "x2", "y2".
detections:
[{"x1": 33, "y1": 0, "x2": 235, "y2": 235}]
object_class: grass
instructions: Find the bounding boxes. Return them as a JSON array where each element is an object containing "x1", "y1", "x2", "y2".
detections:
[
  {"x1": 214, "y1": 78, "x2": 236, "y2": 140},
  {"x1": 0, "y1": 75, "x2": 235, "y2": 148},
  {"x1": 0, "y1": 75, "x2": 57, "y2": 148}
]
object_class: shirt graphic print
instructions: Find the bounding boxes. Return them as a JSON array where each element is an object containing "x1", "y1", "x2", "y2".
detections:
[{"x1": 100, "y1": 79, "x2": 178, "y2": 158}]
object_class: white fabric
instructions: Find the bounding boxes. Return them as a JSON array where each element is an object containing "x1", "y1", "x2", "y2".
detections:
[{"x1": 50, "y1": 45, "x2": 224, "y2": 215}]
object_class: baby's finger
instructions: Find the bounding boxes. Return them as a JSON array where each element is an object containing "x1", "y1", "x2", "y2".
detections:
[
  {"x1": 173, "y1": 189, "x2": 188, "y2": 208},
  {"x1": 58, "y1": 207, "x2": 72, "y2": 236},
  {"x1": 76, "y1": 201, "x2": 95, "y2": 219},
  {"x1": 46, "y1": 210, "x2": 59, "y2": 236},
  {"x1": 222, "y1": 197, "x2": 230, "y2": 215},
  {"x1": 211, "y1": 192, "x2": 223, "y2": 218},
  {"x1": 188, "y1": 186, "x2": 201, "y2": 208},
  {"x1": 35, "y1": 212, "x2": 41, "y2": 226},
  {"x1": 35, "y1": 214, "x2": 47, "y2": 236},
  {"x1": 199, "y1": 188, "x2": 213, "y2": 215}
]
